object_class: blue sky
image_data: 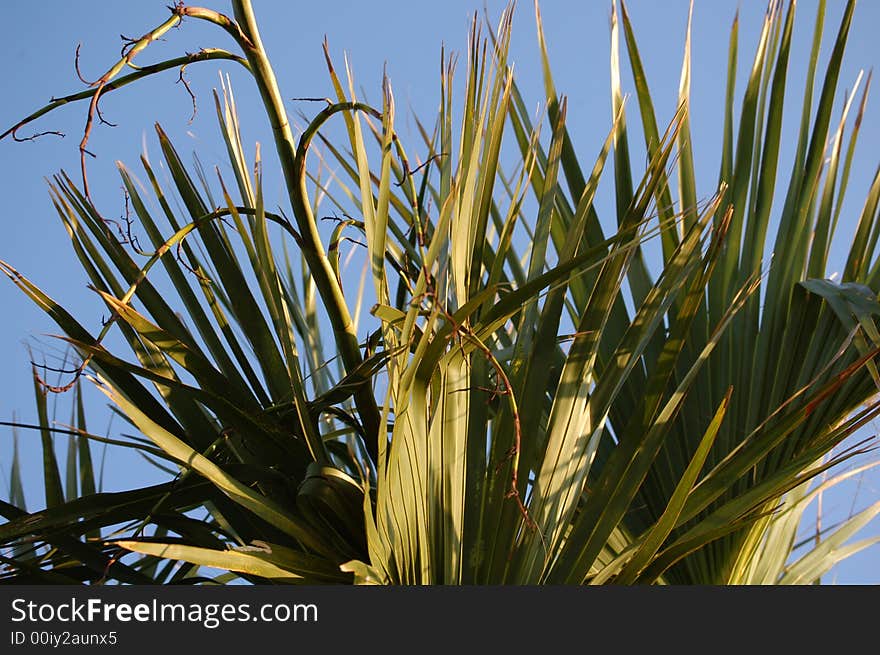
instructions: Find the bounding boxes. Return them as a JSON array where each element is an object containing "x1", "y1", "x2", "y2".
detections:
[{"x1": 2, "y1": 0, "x2": 879, "y2": 583}]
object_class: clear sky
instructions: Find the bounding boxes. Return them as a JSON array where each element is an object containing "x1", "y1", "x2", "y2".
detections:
[{"x1": 2, "y1": 0, "x2": 879, "y2": 583}]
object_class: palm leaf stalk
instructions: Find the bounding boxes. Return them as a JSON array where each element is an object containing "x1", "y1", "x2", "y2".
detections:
[{"x1": 1, "y1": 0, "x2": 878, "y2": 585}]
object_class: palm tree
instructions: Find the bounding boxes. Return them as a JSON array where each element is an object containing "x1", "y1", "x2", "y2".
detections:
[{"x1": 1, "y1": 0, "x2": 879, "y2": 584}]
